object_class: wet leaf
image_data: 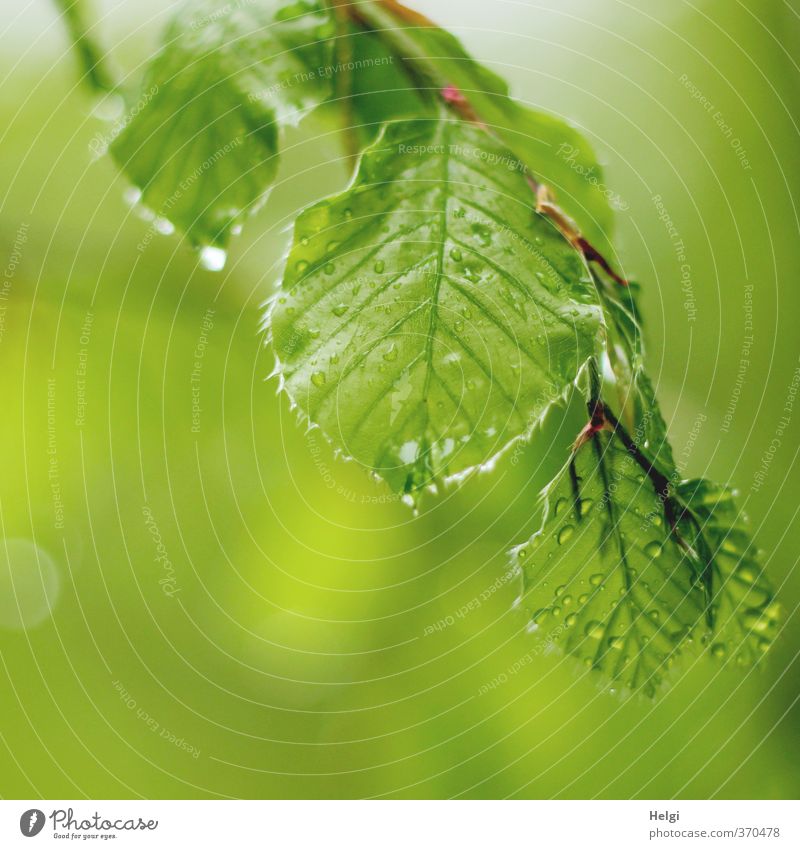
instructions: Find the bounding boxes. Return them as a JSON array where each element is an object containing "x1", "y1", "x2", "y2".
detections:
[
  {"x1": 513, "y1": 429, "x2": 777, "y2": 695},
  {"x1": 677, "y1": 478, "x2": 779, "y2": 667},
  {"x1": 111, "y1": 0, "x2": 335, "y2": 248},
  {"x1": 270, "y1": 116, "x2": 603, "y2": 495}
]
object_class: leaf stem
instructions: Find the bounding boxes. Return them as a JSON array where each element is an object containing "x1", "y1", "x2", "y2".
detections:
[{"x1": 53, "y1": 0, "x2": 117, "y2": 94}]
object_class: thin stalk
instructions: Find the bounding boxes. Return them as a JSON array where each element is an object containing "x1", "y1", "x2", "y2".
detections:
[{"x1": 53, "y1": 0, "x2": 117, "y2": 94}]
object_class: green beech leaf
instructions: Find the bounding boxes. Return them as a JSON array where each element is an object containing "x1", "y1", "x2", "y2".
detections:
[
  {"x1": 677, "y1": 478, "x2": 779, "y2": 666},
  {"x1": 269, "y1": 116, "x2": 603, "y2": 495},
  {"x1": 513, "y1": 430, "x2": 705, "y2": 696},
  {"x1": 111, "y1": 0, "x2": 335, "y2": 249},
  {"x1": 513, "y1": 429, "x2": 778, "y2": 695},
  {"x1": 352, "y1": 2, "x2": 615, "y2": 253}
]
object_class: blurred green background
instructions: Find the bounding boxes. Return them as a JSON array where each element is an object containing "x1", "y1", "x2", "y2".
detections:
[{"x1": 1, "y1": 0, "x2": 798, "y2": 799}]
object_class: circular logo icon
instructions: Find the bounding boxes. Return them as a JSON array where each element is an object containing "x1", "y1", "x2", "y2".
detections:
[{"x1": 19, "y1": 809, "x2": 45, "y2": 837}]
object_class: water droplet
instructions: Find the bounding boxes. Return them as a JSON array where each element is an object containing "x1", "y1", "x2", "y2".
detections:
[
  {"x1": 296, "y1": 260, "x2": 309, "y2": 273},
  {"x1": 383, "y1": 344, "x2": 398, "y2": 362},
  {"x1": 154, "y1": 217, "x2": 175, "y2": 235},
  {"x1": 449, "y1": 248, "x2": 462, "y2": 262},
  {"x1": 332, "y1": 303, "x2": 348, "y2": 317},
  {"x1": 579, "y1": 498, "x2": 593, "y2": 517},
  {"x1": 324, "y1": 263, "x2": 335, "y2": 275},
  {"x1": 123, "y1": 186, "x2": 142, "y2": 206},
  {"x1": 644, "y1": 541, "x2": 662, "y2": 558},
  {"x1": 554, "y1": 497, "x2": 567, "y2": 516},
  {"x1": 199, "y1": 245, "x2": 227, "y2": 272},
  {"x1": 565, "y1": 613, "x2": 577, "y2": 627},
  {"x1": 736, "y1": 565, "x2": 758, "y2": 584},
  {"x1": 710, "y1": 643, "x2": 726, "y2": 659},
  {"x1": 374, "y1": 260, "x2": 385, "y2": 274},
  {"x1": 557, "y1": 525, "x2": 574, "y2": 544},
  {"x1": 589, "y1": 573, "x2": 603, "y2": 586},
  {"x1": 311, "y1": 372, "x2": 326, "y2": 387},
  {"x1": 327, "y1": 240, "x2": 340, "y2": 252},
  {"x1": 584, "y1": 620, "x2": 604, "y2": 640}
]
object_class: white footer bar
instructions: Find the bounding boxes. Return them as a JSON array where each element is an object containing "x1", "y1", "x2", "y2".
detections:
[{"x1": 1, "y1": 799, "x2": 797, "y2": 847}]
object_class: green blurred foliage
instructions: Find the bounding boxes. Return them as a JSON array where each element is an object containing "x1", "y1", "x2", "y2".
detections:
[{"x1": 0, "y1": 0, "x2": 798, "y2": 798}]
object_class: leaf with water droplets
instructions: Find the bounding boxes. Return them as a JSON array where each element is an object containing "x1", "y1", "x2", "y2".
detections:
[
  {"x1": 111, "y1": 0, "x2": 335, "y2": 249},
  {"x1": 270, "y1": 116, "x2": 603, "y2": 495},
  {"x1": 512, "y1": 427, "x2": 776, "y2": 696},
  {"x1": 677, "y1": 478, "x2": 778, "y2": 666}
]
